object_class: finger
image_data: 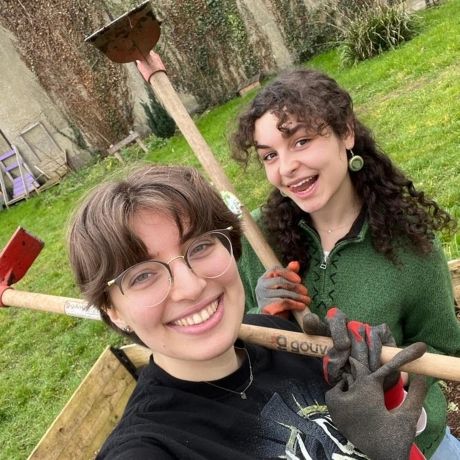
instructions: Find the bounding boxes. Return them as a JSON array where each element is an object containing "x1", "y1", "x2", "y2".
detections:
[
  {"x1": 349, "y1": 357, "x2": 372, "y2": 381},
  {"x1": 373, "y1": 342, "x2": 427, "y2": 382},
  {"x1": 326, "y1": 308, "x2": 351, "y2": 352},
  {"x1": 399, "y1": 374, "x2": 427, "y2": 417},
  {"x1": 286, "y1": 260, "x2": 301, "y2": 273},
  {"x1": 302, "y1": 312, "x2": 330, "y2": 337},
  {"x1": 262, "y1": 300, "x2": 309, "y2": 315},
  {"x1": 259, "y1": 276, "x2": 303, "y2": 293},
  {"x1": 367, "y1": 323, "x2": 395, "y2": 371},
  {"x1": 266, "y1": 268, "x2": 301, "y2": 284},
  {"x1": 259, "y1": 286, "x2": 309, "y2": 302},
  {"x1": 291, "y1": 284, "x2": 309, "y2": 296},
  {"x1": 347, "y1": 321, "x2": 370, "y2": 368}
]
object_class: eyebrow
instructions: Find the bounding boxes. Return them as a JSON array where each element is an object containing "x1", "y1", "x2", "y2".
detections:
[
  {"x1": 254, "y1": 122, "x2": 307, "y2": 150},
  {"x1": 254, "y1": 142, "x2": 270, "y2": 150}
]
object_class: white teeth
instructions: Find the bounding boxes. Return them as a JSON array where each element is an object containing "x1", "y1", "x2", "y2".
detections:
[
  {"x1": 172, "y1": 300, "x2": 218, "y2": 326},
  {"x1": 291, "y1": 177, "x2": 314, "y2": 188}
]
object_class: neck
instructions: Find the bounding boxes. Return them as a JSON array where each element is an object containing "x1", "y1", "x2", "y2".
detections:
[
  {"x1": 153, "y1": 346, "x2": 241, "y2": 382},
  {"x1": 310, "y1": 180, "x2": 361, "y2": 231}
]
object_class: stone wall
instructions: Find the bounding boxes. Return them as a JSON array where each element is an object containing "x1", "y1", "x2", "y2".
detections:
[{"x1": 0, "y1": 0, "x2": 425, "y2": 179}]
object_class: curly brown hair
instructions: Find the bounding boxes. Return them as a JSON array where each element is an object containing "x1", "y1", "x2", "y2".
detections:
[{"x1": 231, "y1": 68, "x2": 455, "y2": 272}]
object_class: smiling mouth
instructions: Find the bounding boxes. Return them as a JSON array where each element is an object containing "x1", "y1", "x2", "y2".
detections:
[
  {"x1": 288, "y1": 176, "x2": 317, "y2": 193},
  {"x1": 171, "y1": 298, "x2": 220, "y2": 327}
]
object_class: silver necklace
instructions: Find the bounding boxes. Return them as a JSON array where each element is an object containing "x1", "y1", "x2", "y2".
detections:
[
  {"x1": 316, "y1": 222, "x2": 354, "y2": 234},
  {"x1": 315, "y1": 206, "x2": 361, "y2": 234},
  {"x1": 203, "y1": 348, "x2": 253, "y2": 399}
]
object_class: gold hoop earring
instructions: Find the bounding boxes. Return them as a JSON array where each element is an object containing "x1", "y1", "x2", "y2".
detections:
[{"x1": 348, "y1": 149, "x2": 364, "y2": 172}]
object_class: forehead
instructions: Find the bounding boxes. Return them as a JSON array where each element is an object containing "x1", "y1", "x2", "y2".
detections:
[
  {"x1": 131, "y1": 211, "x2": 181, "y2": 254},
  {"x1": 254, "y1": 111, "x2": 302, "y2": 146}
]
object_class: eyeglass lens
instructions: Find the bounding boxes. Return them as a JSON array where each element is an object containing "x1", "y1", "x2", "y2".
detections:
[{"x1": 119, "y1": 231, "x2": 233, "y2": 308}]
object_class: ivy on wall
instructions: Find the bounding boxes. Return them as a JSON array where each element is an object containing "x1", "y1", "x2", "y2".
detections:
[
  {"x1": 267, "y1": 0, "x2": 338, "y2": 63},
  {"x1": 0, "y1": 0, "x2": 133, "y2": 151},
  {"x1": 151, "y1": 0, "x2": 275, "y2": 108}
]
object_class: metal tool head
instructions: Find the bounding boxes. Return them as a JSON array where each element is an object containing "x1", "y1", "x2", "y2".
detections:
[
  {"x1": 85, "y1": 1, "x2": 161, "y2": 63},
  {"x1": 0, "y1": 227, "x2": 44, "y2": 286}
]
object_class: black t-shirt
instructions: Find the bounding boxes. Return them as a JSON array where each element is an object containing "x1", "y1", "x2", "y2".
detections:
[{"x1": 98, "y1": 315, "x2": 365, "y2": 459}]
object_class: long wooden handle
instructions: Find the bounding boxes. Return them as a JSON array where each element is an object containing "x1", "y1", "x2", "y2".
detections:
[
  {"x1": 2, "y1": 288, "x2": 460, "y2": 381},
  {"x1": 238, "y1": 323, "x2": 460, "y2": 381}
]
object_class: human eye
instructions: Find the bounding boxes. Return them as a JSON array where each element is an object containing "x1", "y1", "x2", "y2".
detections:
[
  {"x1": 126, "y1": 264, "x2": 162, "y2": 290},
  {"x1": 294, "y1": 137, "x2": 311, "y2": 148},
  {"x1": 187, "y1": 236, "x2": 216, "y2": 259},
  {"x1": 259, "y1": 150, "x2": 277, "y2": 162}
]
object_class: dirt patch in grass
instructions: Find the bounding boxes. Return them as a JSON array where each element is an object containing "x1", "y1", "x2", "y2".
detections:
[
  {"x1": 444, "y1": 380, "x2": 460, "y2": 437},
  {"x1": 443, "y1": 308, "x2": 460, "y2": 438}
]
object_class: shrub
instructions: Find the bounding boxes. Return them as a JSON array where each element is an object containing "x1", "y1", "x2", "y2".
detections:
[
  {"x1": 338, "y1": 1, "x2": 418, "y2": 66},
  {"x1": 141, "y1": 86, "x2": 176, "y2": 139}
]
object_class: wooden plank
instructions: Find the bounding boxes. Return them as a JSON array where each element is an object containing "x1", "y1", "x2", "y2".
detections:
[
  {"x1": 28, "y1": 346, "x2": 137, "y2": 460},
  {"x1": 107, "y1": 131, "x2": 140, "y2": 155}
]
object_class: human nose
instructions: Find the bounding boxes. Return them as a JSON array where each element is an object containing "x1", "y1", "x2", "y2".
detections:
[
  {"x1": 278, "y1": 150, "x2": 298, "y2": 177},
  {"x1": 168, "y1": 257, "x2": 206, "y2": 302}
]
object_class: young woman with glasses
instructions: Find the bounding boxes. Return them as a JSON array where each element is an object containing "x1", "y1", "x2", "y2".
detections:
[
  {"x1": 231, "y1": 68, "x2": 460, "y2": 459},
  {"x1": 68, "y1": 165, "x2": 427, "y2": 460}
]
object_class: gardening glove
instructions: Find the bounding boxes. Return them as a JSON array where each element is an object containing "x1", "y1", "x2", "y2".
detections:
[
  {"x1": 255, "y1": 261, "x2": 311, "y2": 318},
  {"x1": 326, "y1": 342, "x2": 427, "y2": 460},
  {"x1": 303, "y1": 307, "x2": 399, "y2": 390}
]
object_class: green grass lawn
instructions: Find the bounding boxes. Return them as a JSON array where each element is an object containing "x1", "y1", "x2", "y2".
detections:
[{"x1": 0, "y1": 1, "x2": 459, "y2": 457}]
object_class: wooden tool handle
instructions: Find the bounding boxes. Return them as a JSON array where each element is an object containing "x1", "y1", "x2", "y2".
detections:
[
  {"x1": 238, "y1": 323, "x2": 460, "y2": 381},
  {"x1": 2, "y1": 288, "x2": 460, "y2": 381}
]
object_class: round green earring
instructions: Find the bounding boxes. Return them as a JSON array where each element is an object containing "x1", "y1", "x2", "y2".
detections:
[{"x1": 348, "y1": 150, "x2": 364, "y2": 172}]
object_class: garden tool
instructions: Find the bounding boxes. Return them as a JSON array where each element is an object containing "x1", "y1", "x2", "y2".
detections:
[
  {"x1": 0, "y1": 227, "x2": 44, "y2": 300},
  {"x1": 84, "y1": 4, "x2": 286, "y2": 284},
  {"x1": 1, "y1": 289, "x2": 459, "y2": 380}
]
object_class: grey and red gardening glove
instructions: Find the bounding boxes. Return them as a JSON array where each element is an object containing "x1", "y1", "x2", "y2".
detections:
[
  {"x1": 255, "y1": 261, "x2": 311, "y2": 318},
  {"x1": 303, "y1": 308, "x2": 400, "y2": 390},
  {"x1": 303, "y1": 307, "x2": 427, "y2": 460}
]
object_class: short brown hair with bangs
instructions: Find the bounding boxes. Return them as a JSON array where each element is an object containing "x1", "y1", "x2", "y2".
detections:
[{"x1": 68, "y1": 165, "x2": 242, "y2": 339}]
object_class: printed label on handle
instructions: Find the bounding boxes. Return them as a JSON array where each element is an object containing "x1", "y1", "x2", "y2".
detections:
[{"x1": 64, "y1": 301, "x2": 101, "y2": 320}]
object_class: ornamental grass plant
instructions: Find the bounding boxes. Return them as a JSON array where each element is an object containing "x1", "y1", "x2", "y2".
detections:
[{"x1": 338, "y1": 1, "x2": 419, "y2": 65}]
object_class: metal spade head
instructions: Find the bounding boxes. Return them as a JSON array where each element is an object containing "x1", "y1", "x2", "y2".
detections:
[
  {"x1": 0, "y1": 227, "x2": 44, "y2": 286},
  {"x1": 85, "y1": 1, "x2": 161, "y2": 63}
]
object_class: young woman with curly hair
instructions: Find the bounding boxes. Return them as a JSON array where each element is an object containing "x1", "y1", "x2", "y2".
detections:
[{"x1": 231, "y1": 68, "x2": 460, "y2": 459}]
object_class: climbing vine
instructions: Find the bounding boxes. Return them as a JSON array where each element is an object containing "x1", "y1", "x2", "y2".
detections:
[
  {"x1": 267, "y1": 0, "x2": 338, "y2": 63},
  {"x1": 0, "y1": 0, "x2": 133, "y2": 151},
  {"x1": 151, "y1": 0, "x2": 275, "y2": 107}
]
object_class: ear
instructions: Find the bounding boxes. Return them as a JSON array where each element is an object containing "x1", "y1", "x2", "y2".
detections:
[
  {"x1": 106, "y1": 305, "x2": 129, "y2": 331},
  {"x1": 344, "y1": 124, "x2": 355, "y2": 150}
]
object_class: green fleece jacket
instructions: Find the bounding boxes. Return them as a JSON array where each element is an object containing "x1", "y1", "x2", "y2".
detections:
[{"x1": 238, "y1": 209, "x2": 460, "y2": 458}]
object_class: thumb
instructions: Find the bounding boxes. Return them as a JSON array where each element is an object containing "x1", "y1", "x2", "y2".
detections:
[
  {"x1": 286, "y1": 260, "x2": 301, "y2": 273},
  {"x1": 373, "y1": 342, "x2": 427, "y2": 383}
]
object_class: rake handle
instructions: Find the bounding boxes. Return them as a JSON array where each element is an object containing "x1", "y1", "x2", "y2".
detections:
[{"x1": 2, "y1": 288, "x2": 460, "y2": 381}]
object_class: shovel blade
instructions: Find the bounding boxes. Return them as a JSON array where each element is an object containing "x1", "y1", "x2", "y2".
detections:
[
  {"x1": 0, "y1": 227, "x2": 44, "y2": 285},
  {"x1": 85, "y1": 1, "x2": 161, "y2": 63}
]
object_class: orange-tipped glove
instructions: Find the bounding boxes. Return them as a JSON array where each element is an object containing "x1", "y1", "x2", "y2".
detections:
[{"x1": 255, "y1": 261, "x2": 311, "y2": 318}]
